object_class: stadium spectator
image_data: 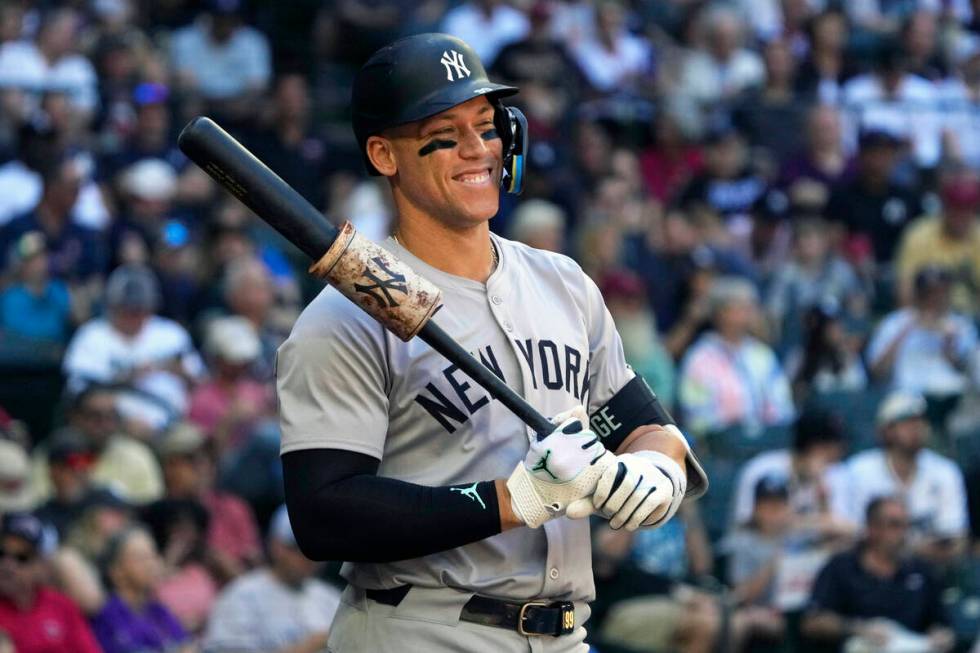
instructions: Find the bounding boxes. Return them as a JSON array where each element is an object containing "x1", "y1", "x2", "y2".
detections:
[
  {"x1": 722, "y1": 476, "x2": 789, "y2": 639},
  {"x1": 677, "y1": 5, "x2": 765, "y2": 111},
  {"x1": 34, "y1": 429, "x2": 98, "y2": 537},
  {"x1": 732, "y1": 408, "x2": 851, "y2": 541},
  {"x1": 827, "y1": 391, "x2": 969, "y2": 565},
  {"x1": 91, "y1": 525, "x2": 192, "y2": 653},
  {"x1": 108, "y1": 158, "x2": 181, "y2": 269},
  {"x1": 569, "y1": 0, "x2": 652, "y2": 95},
  {"x1": 63, "y1": 264, "x2": 205, "y2": 433},
  {"x1": 787, "y1": 301, "x2": 868, "y2": 402},
  {"x1": 201, "y1": 504, "x2": 341, "y2": 653},
  {"x1": 778, "y1": 105, "x2": 850, "y2": 212},
  {"x1": 170, "y1": 0, "x2": 271, "y2": 105},
  {"x1": 508, "y1": 198, "x2": 566, "y2": 252},
  {"x1": 156, "y1": 421, "x2": 261, "y2": 579},
  {"x1": 802, "y1": 496, "x2": 955, "y2": 652},
  {"x1": 901, "y1": 11, "x2": 945, "y2": 81},
  {"x1": 765, "y1": 217, "x2": 864, "y2": 350},
  {"x1": 222, "y1": 256, "x2": 284, "y2": 380},
  {"x1": 100, "y1": 82, "x2": 185, "y2": 181},
  {"x1": 141, "y1": 498, "x2": 218, "y2": 633},
  {"x1": 0, "y1": 231, "x2": 72, "y2": 344},
  {"x1": 440, "y1": 0, "x2": 529, "y2": 66},
  {"x1": 678, "y1": 276, "x2": 795, "y2": 439},
  {"x1": 795, "y1": 10, "x2": 852, "y2": 104},
  {"x1": 0, "y1": 512, "x2": 101, "y2": 653},
  {"x1": 896, "y1": 170, "x2": 980, "y2": 315},
  {"x1": 0, "y1": 156, "x2": 106, "y2": 287},
  {"x1": 867, "y1": 266, "x2": 979, "y2": 408},
  {"x1": 825, "y1": 128, "x2": 924, "y2": 269},
  {"x1": 639, "y1": 110, "x2": 704, "y2": 204},
  {"x1": 0, "y1": 440, "x2": 33, "y2": 515},
  {"x1": 31, "y1": 389, "x2": 164, "y2": 505}
]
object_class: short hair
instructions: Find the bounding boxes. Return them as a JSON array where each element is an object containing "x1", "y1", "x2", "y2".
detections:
[
  {"x1": 509, "y1": 200, "x2": 565, "y2": 243},
  {"x1": 708, "y1": 276, "x2": 758, "y2": 316},
  {"x1": 866, "y1": 495, "x2": 904, "y2": 525},
  {"x1": 99, "y1": 525, "x2": 152, "y2": 589},
  {"x1": 69, "y1": 383, "x2": 117, "y2": 414},
  {"x1": 792, "y1": 408, "x2": 845, "y2": 453},
  {"x1": 223, "y1": 256, "x2": 270, "y2": 302}
]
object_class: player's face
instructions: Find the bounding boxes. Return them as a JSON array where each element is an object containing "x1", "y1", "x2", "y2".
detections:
[{"x1": 389, "y1": 96, "x2": 504, "y2": 228}]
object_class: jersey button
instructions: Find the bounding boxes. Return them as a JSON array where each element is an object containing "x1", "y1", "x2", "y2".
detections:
[
  {"x1": 549, "y1": 568, "x2": 559, "y2": 580},
  {"x1": 503, "y1": 321, "x2": 514, "y2": 332},
  {"x1": 491, "y1": 295, "x2": 502, "y2": 305}
]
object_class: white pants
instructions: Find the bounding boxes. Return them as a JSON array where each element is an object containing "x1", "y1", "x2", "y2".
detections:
[{"x1": 326, "y1": 585, "x2": 591, "y2": 653}]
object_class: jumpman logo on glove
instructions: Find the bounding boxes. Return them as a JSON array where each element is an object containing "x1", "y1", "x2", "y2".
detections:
[
  {"x1": 532, "y1": 450, "x2": 558, "y2": 480},
  {"x1": 450, "y1": 483, "x2": 486, "y2": 509}
]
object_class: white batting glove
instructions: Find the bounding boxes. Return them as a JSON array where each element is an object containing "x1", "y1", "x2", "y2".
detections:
[
  {"x1": 507, "y1": 407, "x2": 616, "y2": 528},
  {"x1": 566, "y1": 450, "x2": 686, "y2": 531}
]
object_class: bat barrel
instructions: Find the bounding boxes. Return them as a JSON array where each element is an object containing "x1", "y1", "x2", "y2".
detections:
[{"x1": 177, "y1": 116, "x2": 337, "y2": 260}]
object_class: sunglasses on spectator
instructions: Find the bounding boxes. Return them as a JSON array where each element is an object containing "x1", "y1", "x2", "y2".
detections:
[{"x1": 0, "y1": 547, "x2": 35, "y2": 564}]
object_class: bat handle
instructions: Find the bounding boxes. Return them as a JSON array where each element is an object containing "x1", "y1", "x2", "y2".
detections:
[{"x1": 418, "y1": 321, "x2": 554, "y2": 438}]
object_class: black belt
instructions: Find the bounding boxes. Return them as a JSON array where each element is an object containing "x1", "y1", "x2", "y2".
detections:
[{"x1": 365, "y1": 586, "x2": 576, "y2": 637}]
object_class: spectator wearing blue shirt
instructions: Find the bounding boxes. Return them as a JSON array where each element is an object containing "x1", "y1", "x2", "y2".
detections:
[{"x1": 0, "y1": 231, "x2": 71, "y2": 344}]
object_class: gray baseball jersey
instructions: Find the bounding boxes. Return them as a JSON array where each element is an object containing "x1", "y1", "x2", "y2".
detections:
[{"x1": 277, "y1": 233, "x2": 633, "y2": 603}]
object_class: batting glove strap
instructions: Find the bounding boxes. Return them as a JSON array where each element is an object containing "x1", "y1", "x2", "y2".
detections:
[
  {"x1": 507, "y1": 450, "x2": 616, "y2": 528},
  {"x1": 631, "y1": 450, "x2": 686, "y2": 527}
]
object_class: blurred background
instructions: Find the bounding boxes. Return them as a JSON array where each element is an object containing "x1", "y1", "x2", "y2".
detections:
[{"x1": 0, "y1": 0, "x2": 979, "y2": 652}]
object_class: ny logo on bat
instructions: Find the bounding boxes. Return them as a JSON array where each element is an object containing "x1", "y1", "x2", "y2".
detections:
[{"x1": 355, "y1": 257, "x2": 408, "y2": 308}]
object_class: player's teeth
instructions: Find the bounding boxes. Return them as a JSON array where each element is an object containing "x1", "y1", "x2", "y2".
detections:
[{"x1": 459, "y1": 172, "x2": 489, "y2": 183}]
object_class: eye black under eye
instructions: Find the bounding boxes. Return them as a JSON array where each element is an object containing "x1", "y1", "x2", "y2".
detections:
[
  {"x1": 418, "y1": 139, "x2": 457, "y2": 157},
  {"x1": 481, "y1": 128, "x2": 499, "y2": 141}
]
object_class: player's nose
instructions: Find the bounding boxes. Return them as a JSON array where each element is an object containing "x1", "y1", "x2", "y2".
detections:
[{"x1": 456, "y1": 125, "x2": 491, "y2": 160}]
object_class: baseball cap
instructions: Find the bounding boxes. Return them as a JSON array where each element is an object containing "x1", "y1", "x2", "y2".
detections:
[
  {"x1": 207, "y1": 0, "x2": 242, "y2": 15},
  {"x1": 351, "y1": 33, "x2": 518, "y2": 175},
  {"x1": 0, "y1": 440, "x2": 33, "y2": 513},
  {"x1": 47, "y1": 428, "x2": 94, "y2": 468},
  {"x1": 1, "y1": 512, "x2": 45, "y2": 551},
  {"x1": 941, "y1": 174, "x2": 980, "y2": 209},
  {"x1": 205, "y1": 316, "x2": 261, "y2": 363},
  {"x1": 598, "y1": 270, "x2": 646, "y2": 302},
  {"x1": 876, "y1": 391, "x2": 927, "y2": 428},
  {"x1": 268, "y1": 504, "x2": 298, "y2": 547},
  {"x1": 105, "y1": 265, "x2": 160, "y2": 312},
  {"x1": 121, "y1": 158, "x2": 178, "y2": 202},
  {"x1": 793, "y1": 408, "x2": 846, "y2": 452},
  {"x1": 133, "y1": 82, "x2": 170, "y2": 107},
  {"x1": 156, "y1": 422, "x2": 205, "y2": 459},
  {"x1": 858, "y1": 128, "x2": 903, "y2": 150},
  {"x1": 754, "y1": 475, "x2": 789, "y2": 502}
]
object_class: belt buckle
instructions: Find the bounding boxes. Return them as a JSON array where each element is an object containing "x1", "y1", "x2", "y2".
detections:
[
  {"x1": 555, "y1": 601, "x2": 575, "y2": 635},
  {"x1": 518, "y1": 601, "x2": 549, "y2": 636}
]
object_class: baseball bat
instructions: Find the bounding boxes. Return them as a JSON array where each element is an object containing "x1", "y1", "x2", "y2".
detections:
[{"x1": 178, "y1": 116, "x2": 555, "y2": 437}]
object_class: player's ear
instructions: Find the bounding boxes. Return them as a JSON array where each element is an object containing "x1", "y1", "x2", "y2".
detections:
[{"x1": 366, "y1": 135, "x2": 398, "y2": 177}]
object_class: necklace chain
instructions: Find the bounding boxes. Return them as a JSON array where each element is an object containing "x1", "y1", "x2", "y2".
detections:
[{"x1": 393, "y1": 232, "x2": 498, "y2": 271}]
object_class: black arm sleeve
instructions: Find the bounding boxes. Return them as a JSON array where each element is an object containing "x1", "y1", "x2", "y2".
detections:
[{"x1": 282, "y1": 448, "x2": 502, "y2": 563}]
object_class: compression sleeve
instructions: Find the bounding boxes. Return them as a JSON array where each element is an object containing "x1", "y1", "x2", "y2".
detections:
[{"x1": 282, "y1": 448, "x2": 502, "y2": 563}]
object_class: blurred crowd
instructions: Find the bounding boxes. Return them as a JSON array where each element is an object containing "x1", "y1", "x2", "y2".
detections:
[{"x1": 0, "y1": 0, "x2": 979, "y2": 652}]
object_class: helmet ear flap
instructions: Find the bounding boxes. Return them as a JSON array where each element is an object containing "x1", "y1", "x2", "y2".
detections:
[{"x1": 493, "y1": 100, "x2": 527, "y2": 195}]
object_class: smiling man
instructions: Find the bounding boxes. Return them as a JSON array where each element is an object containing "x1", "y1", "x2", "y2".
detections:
[{"x1": 276, "y1": 33, "x2": 707, "y2": 653}]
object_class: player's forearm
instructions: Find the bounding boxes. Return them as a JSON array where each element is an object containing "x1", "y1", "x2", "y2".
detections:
[
  {"x1": 282, "y1": 449, "x2": 503, "y2": 563},
  {"x1": 616, "y1": 425, "x2": 688, "y2": 473}
]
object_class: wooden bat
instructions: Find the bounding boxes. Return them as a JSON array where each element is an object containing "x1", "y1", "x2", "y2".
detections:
[{"x1": 178, "y1": 116, "x2": 555, "y2": 436}]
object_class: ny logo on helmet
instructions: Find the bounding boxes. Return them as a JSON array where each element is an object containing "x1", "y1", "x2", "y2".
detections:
[{"x1": 440, "y1": 50, "x2": 471, "y2": 82}]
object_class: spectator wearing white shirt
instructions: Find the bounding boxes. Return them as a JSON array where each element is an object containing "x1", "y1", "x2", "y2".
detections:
[
  {"x1": 63, "y1": 265, "x2": 205, "y2": 434},
  {"x1": 439, "y1": 0, "x2": 529, "y2": 67},
  {"x1": 202, "y1": 504, "x2": 340, "y2": 653},
  {"x1": 170, "y1": 0, "x2": 271, "y2": 103},
  {"x1": 0, "y1": 8, "x2": 98, "y2": 118},
  {"x1": 732, "y1": 408, "x2": 851, "y2": 543},
  {"x1": 826, "y1": 391, "x2": 969, "y2": 566},
  {"x1": 867, "y1": 266, "x2": 979, "y2": 412},
  {"x1": 569, "y1": 0, "x2": 652, "y2": 95},
  {"x1": 677, "y1": 5, "x2": 765, "y2": 112}
]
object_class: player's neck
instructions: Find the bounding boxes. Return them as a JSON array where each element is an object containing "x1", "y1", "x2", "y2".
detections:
[{"x1": 394, "y1": 214, "x2": 496, "y2": 283}]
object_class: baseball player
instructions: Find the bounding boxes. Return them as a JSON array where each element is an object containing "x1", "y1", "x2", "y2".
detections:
[{"x1": 277, "y1": 33, "x2": 708, "y2": 653}]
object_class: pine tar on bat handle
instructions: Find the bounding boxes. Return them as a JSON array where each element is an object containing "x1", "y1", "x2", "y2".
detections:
[{"x1": 177, "y1": 116, "x2": 555, "y2": 437}]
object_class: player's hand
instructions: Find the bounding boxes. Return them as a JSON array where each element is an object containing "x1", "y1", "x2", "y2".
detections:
[
  {"x1": 506, "y1": 406, "x2": 615, "y2": 528},
  {"x1": 566, "y1": 450, "x2": 685, "y2": 531}
]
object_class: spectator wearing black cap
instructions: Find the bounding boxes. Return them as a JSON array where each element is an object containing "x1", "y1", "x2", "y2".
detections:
[
  {"x1": 170, "y1": 0, "x2": 271, "y2": 108},
  {"x1": 786, "y1": 300, "x2": 868, "y2": 403},
  {"x1": 62, "y1": 264, "x2": 204, "y2": 435},
  {"x1": 732, "y1": 408, "x2": 851, "y2": 542},
  {"x1": 34, "y1": 429, "x2": 98, "y2": 538},
  {"x1": 825, "y1": 128, "x2": 924, "y2": 269},
  {"x1": 827, "y1": 391, "x2": 969, "y2": 566},
  {"x1": 722, "y1": 475, "x2": 792, "y2": 641},
  {"x1": 867, "y1": 265, "x2": 979, "y2": 408},
  {"x1": 0, "y1": 513, "x2": 101, "y2": 653},
  {"x1": 896, "y1": 169, "x2": 980, "y2": 315},
  {"x1": 0, "y1": 230, "x2": 72, "y2": 345},
  {"x1": 802, "y1": 496, "x2": 955, "y2": 653}
]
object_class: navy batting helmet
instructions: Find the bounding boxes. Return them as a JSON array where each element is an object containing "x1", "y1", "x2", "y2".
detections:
[{"x1": 352, "y1": 33, "x2": 527, "y2": 194}]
